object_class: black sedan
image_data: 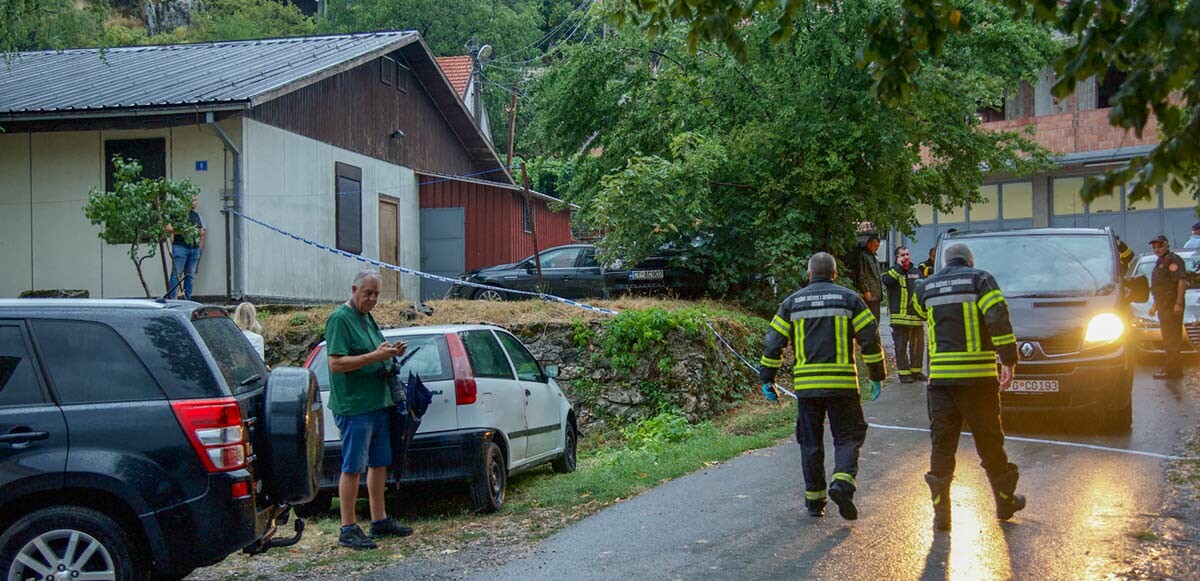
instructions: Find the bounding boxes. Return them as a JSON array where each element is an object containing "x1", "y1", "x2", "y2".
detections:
[{"x1": 446, "y1": 244, "x2": 703, "y2": 300}]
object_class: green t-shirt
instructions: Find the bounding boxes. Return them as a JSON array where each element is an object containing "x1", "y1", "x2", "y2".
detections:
[{"x1": 324, "y1": 303, "x2": 393, "y2": 417}]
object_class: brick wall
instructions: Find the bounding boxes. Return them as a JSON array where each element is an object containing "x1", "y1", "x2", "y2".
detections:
[{"x1": 981, "y1": 108, "x2": 1159, "y2": 155}]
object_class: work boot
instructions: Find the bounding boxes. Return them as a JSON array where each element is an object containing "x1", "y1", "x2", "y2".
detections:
[
  {"x1": 911, "y1": 372, "x2": 927, "y2": 383},
  {"x1": 986, "y1": 463, "x2": 1027, "y2": 520},
  {"x1": 338, "y1": 525, "x2": 378, "y2": 550},
  {"x1": 899, "y1": 375, "x2": 914, "y2": 384},
  {"x1": 828, "y1": 480, "x2": 858, "y2": 521},
  {"x1": 924, "y1": 473, "x2": 952, "y2": 531},
  {"x1": 805, "y1": 498, "x2": 826, "y2": 518}
]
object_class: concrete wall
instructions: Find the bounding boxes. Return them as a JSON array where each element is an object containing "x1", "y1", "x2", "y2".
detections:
[
  {"x1": 0, "y1": 121, "x2": 235, "y2": 298},
  {"x1": 240, "y1": 119, "x2": 421, "y2": 302}
]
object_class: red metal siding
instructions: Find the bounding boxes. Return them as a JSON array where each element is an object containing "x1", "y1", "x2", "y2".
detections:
[{"x1": 420, "y1": 178, "x2": 574, "y2": 270}]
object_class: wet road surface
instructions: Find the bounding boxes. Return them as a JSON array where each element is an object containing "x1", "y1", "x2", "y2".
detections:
[{"x1": 443, "y1": 365, "x2": 1198, "y2": 580}]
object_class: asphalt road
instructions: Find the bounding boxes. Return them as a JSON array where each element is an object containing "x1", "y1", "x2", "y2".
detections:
[{"x1": 436, "y1": 365, "x2": 1198, "y2": 580}]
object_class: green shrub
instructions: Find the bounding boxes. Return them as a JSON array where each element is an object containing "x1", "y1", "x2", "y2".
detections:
[{"x1": 621, "y1": 409, "x2": 694, "y2": 450}]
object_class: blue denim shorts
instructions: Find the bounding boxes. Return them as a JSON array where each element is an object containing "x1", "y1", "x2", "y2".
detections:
[{"x1": 334, "y1": 408, "x2": 392, "y2": 474}]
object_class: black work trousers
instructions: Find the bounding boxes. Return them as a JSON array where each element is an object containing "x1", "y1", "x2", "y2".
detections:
[
  {"x1": 866, "y1": 299, "x2": 882, "y2": 323},
  {"x1": 796, "y1": 396, "x2": 868, "y2": 496},
  {"x1": 927, "y1": 384, "x2": 1011, "y2": 479},
  {"x1": 892, "y1": 324, "x2": 925, "y2": 378},
  {"x1": 1158, "y1": 305, "x2": 1185, "y2": 376}
]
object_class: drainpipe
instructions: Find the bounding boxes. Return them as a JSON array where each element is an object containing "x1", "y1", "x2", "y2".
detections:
[{"x1": 206, "y1": 112, "x2": 243, "y2": 300}]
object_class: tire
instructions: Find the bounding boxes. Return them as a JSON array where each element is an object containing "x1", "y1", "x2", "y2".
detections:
[
  {"x1": 260, "y1": 367, "x2": 325, "y2": 504},
  {"x1": 291, "y1": 491, "x2": 333, "y2": 519},
  {"x1": 552, "y1": 421, "x2": 577, "y2": 474},
  {"x1": 474, "y1": 288, "x2": 507, "y2": 302},
  {"x1": 469, "y1": 441, "x2": 506, "y2": 513},
  {"x1": 1, "y1": 506, "x2": 139, "y2": 581}
]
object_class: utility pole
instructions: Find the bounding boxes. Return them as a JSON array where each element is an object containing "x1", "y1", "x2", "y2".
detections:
[
  {"x1": 505, "y1": 79, "x2": 519, "y2": 169},
  {"x1": 521, "y1": 162, "x2": 543, "y2": 288}
]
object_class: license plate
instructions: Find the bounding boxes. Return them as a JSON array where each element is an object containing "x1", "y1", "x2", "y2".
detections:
[
  {"x1": 629, "y1": 270, "x2": 664, "y2": 281},
  {"x1": 1005, "y1": 379, "x2": 1059, "y2": 393}
]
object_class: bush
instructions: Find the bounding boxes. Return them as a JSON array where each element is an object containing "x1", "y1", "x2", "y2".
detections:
[{"x1": 621, "y1": 409, "x2": 693, "y2": 451}]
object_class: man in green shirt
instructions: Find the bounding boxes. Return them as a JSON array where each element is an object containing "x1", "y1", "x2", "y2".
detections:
[{"x1": 326, "y1": 270, "x2": 410, "y2": 550}]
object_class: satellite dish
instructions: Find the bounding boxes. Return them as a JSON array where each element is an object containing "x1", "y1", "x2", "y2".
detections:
[{"x1": 477, "y1": 44, "x2": 493, "y2": 60}]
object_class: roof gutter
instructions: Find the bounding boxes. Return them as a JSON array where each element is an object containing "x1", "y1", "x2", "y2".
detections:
[
  {"x1": 0, "y1": 103, "x2": 246, "y2": 123},
  {"x1": 206, "y1": 111, "x2": 243, "y2": 300}
]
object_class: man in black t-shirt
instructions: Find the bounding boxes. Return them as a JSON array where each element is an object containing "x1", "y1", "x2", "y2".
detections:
[{"x1": 168, "y1": 196, "x2": 206, "y2": 300}]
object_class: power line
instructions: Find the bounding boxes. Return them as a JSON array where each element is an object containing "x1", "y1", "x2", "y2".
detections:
[{"x1": 492, "y1": 0, "x2": 594, "y2": 62}]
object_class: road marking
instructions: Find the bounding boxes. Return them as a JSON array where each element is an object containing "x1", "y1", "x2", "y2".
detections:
[{"x1": 867, "y1": 423, "x2": 1200, "y2": 461}]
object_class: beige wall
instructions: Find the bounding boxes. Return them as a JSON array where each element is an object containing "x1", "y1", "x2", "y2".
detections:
[
  {"x1": 241, "y1": 119, "x2": 421, "y2": 302},
  {"x1": 0, "y1": 120, "x2": 238, "y2": 298}
]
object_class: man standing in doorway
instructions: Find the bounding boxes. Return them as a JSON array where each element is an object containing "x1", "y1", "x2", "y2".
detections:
[
  {"x1": 853, "y1": 234, "x2": 884, "y2": 321},
  {"x1": 325, "y1": 270, "x2": 414, "y2": 549},
  {"x1": 882, "y1": 246, "x2": 926, "y2": 383},
  {"x1": 1149, "y1": 235, "x2": 1188, "y2": 379},
  {"x1": 168, "y1": 195, "x2": 205, "y2": 300}
]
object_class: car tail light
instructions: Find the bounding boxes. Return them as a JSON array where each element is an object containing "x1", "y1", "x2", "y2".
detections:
[
  {"x1": 172, "y1": 397, "x2": 248, "y2": 472},
  {"x1": 446, "y1": 333, "x2": 477, "y2": 405}
]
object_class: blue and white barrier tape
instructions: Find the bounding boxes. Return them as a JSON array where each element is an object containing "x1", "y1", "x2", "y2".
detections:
[{"x1": 228, "y1": 209, "x2": 619, "y2": 316}]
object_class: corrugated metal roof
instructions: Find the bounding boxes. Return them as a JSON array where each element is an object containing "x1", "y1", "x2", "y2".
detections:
[
  {"x1": 435, "y1": 55, "x2": 473, "y2": 98},
  {"x1": 0, "y1": 31, "x2": 417, "y2": 115}
]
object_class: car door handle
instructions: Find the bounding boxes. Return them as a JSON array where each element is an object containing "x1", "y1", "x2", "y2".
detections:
[
  {"x1": 525, "y1": 389, "x2": 532, "y2": 396},
  {"x1": 0, "y1": 430, "x2": 49, "y2": 447}
]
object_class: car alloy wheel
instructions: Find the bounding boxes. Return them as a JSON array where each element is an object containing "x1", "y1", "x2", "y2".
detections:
[
  {"x1": 476, "y1": 289, "x2": 505, "y2": 302},
  {"x1": 9, "y1": 529, "x2": 115, "y2": 581}
]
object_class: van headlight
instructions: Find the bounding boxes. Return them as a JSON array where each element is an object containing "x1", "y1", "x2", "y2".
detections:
[{"x1": 1084, "y1": 313, "x2": 1125, "y2": 345}]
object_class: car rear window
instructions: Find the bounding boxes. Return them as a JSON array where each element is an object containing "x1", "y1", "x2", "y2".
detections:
[
  {"x1": 192, "y1": 316, "x2": 268, "y2": 394},
  {"x1": 460, "y1": 330, "x2": 515, "y2": 379},
  {"x1": 309, "y1": 333, "x2": 453, "y2": 391}
]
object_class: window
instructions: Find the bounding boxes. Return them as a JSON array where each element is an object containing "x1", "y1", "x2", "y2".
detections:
[
  {"x1": 396, "y1": 61, "x2": 410, "y2": 94},
  {"x1": 970, "y1": 185, "x2": 999, "y2": 222},
  {"x1": 105, "y1": 138, "x2": 166, "y2": 193},
  {"x1": 192, "y1": 317, "x2": 268, "y2": 395},
  {"x1": 1088, "y1": 188, "x2": 1120, "y2": 214},
  {"x1": 1097, "y1": 67, "x2": 1126, "y2": 109},
  {"x1": 522, "y1": 193, "x2": 534, "y2": 233},
  {"x1": 913, "y1": 204, "x2": 934, "y2": 226},
  {"x1": 496, "y1": 332, "x2": 546, "y2": 383},
  {"x1": 577, "y1": 247, "x2": 600, "y2": 268},
  {"x1": 1053, "y1": 177, "x2": 1087, "y2": 216},
  {"x1": 1123, "y1": 181, "x2": 1160, "y2": 212},
  {"x1": 460, "y1": 331, "x2": 514, "y2": 379},
  {"x1": 538, "y1": 246, "x2": 583, "y2": 269},
  {"x1": 938, "y1": 204, "x2": 965, "y2": 224},
  {"x1": 380, "y1": 57, "x2": 395, "y2": 86},
  {"x1": 1163, "y1": 176, "x2": 1197, "y2": 209},
  {"x1": 34, "y1": 320, "x2": 164, "y2": 404},
  {"x1": 335, "y1": 162, "x2": 363, "y2": 254},
  {"x1": 0, "y1": 325, "x2": 46, "y2": 407},
  {"x1": 1001, "y1": 182, "x2": 1034, "y2": 220}
]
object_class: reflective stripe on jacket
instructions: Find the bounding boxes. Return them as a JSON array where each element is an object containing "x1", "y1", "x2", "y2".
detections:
[
  {"x1": 759, "y1": 278, "x2": 887, "y2": 396},
  {"x1": 882, "y1": 263, "x2": 922, "y2": 326},
  {"x1": 912, "y1": 258, "x2": 1018, "y2": 386}
]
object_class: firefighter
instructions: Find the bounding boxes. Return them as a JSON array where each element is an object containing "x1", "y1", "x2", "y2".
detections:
[
  {"x1": 1116, "y1": 235, "x2": 1135, "y2": 276},
  {"x1": 1148, "y1": 235, "x2": 1187, "y2": 379},
  {"x1": 918, "y1": 247, "x2": 936, "y2": 278},
  {"x1": 911, "y1": 243, "x2": 1024, "y2": 531},
  {"x1": 882, "y1": 246, "x2": 926, "y2": 383},
  {"x1": 759, "y1": 252, "x2": 886, "y2": 521}
]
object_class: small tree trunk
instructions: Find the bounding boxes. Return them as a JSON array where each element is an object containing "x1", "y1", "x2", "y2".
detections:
[{"x1": 134, "y1": 255, "x2": 152, "y2": 298}]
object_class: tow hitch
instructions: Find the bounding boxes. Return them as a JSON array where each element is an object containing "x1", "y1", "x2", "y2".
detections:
[{"x1": 244, "y1": 515, "x2": 305, "y2": 555}]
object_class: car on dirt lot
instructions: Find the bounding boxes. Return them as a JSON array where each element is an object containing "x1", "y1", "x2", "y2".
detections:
[
  {"x1": 445, "y1": 244, "x2": 704, "y2": 301},
  {"x1": 0, "y1": 299, "x2": 324, "y2": 581},
  {"x1": 1127, "y1": 250, "x2": 1200, "y2": 353},
  {"x1": 935, "y1": 228, "x2": 1149, "y2": 431},
  {"x1": 296, "y1": 324, "x2": 577, "y2": 516}
]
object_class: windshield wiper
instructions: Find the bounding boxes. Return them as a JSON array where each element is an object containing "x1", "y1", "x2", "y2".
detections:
[
  {"x1": 1007, "y1": 292, "x2": 1086, "y2": 299},
  {"x1": 239, "y1": 373, "x2": 263, "y2": 387}
]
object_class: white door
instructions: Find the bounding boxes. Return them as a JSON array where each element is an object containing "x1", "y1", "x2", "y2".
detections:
[
  {"x1": 456, "y1": 329, "x2": 528, "y2": 463},
  {"x1": 495, "y1": 331, "x2": 562, "y2": 459}
]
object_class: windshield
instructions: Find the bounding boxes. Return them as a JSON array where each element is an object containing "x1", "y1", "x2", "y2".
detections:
[{"x1": 950, "y1": 235, "x2": 1116, "y2": 297}]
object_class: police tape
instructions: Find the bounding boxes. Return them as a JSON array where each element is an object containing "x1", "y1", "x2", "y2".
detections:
[{"x1": 228, "y1": 209, "x2": 619, "y2": 316}]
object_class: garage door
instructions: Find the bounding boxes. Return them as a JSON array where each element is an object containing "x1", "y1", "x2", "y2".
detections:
[
  {"x1": 902, "y1": 181, "x2": 1035, "y2": 258},
  {"x1": 1051, "y1": 175, "x2": 1196, "y2": 251},
  {"x1": 420, "y1": 208, "x2": 465, "y2": 301}
]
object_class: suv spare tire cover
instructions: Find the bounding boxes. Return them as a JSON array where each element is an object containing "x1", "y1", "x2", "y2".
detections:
[{"x1": 261, "y1": 367, "x2": 324, "y2": 504}]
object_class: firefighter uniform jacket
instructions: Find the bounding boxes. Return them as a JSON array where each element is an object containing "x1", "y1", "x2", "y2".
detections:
[
  {"x1": 1117, "y1": 239, "x2": 1135, "y2": 276},
  {"x1": 882, "y1": 263, "x2": 922, "y2": 326},
  {"x1": 912, "y1": 258, "x2": 1018, "y2": 387},
  {"x1": 918, "y1": 259, "x2": 934, "y2": 278},
  {"x1": 759, "y1": 277, "x2": 887, "y2": 397}
]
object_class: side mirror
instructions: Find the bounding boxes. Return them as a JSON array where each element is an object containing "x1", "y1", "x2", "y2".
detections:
[
  {"x1": 543, "y1": 365, "x2": 560, "y2": 379},
  {"x1": 1124, "y1": 275, "x2": 1150, "y2": 304}
]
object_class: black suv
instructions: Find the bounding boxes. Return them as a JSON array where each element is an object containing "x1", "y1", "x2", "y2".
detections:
[{"x1": 0, "y1": 300, "x2": 324, "y2": 580}]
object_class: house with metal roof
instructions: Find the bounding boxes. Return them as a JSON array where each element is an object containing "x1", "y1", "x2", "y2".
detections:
[{"x1": 0, "y1": 32, "x2": 573, "y2": 302}]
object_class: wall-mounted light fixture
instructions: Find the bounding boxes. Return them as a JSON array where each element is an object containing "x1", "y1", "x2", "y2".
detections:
[{"x1": 390, "y1": 129, "x2": 406, "y2": 139}]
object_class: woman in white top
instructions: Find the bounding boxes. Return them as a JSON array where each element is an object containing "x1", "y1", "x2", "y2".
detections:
[{"x1": 234, "y1": 302, "x2": 266, "y2": 360}]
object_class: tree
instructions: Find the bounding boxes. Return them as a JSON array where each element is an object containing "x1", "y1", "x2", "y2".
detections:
[
  {"x1": 524, "y1": 1, "x2": 1056, "y2": 301},
  {"x1": 1, "y1": 0, "x2": 104, "y2": 54},
  {"x1": 84, "y1": 156, "x2": 200, "y2": 298},
  {"x1": 612, "y1": 0, "x2": 1200, "y2": 206}
]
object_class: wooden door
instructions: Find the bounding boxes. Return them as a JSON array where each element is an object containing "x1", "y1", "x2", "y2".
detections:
[{"x1": 378, "y1": 196, "x2": 400, "y2": 301}]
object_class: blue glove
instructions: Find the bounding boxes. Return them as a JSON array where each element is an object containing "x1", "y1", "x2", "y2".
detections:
[
  {"x1": 762, "y1": 383, "x2": 778, "y2": 402},
  {"x1": 862, "y1": 380, "x2": 882, "y2": 402}
]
